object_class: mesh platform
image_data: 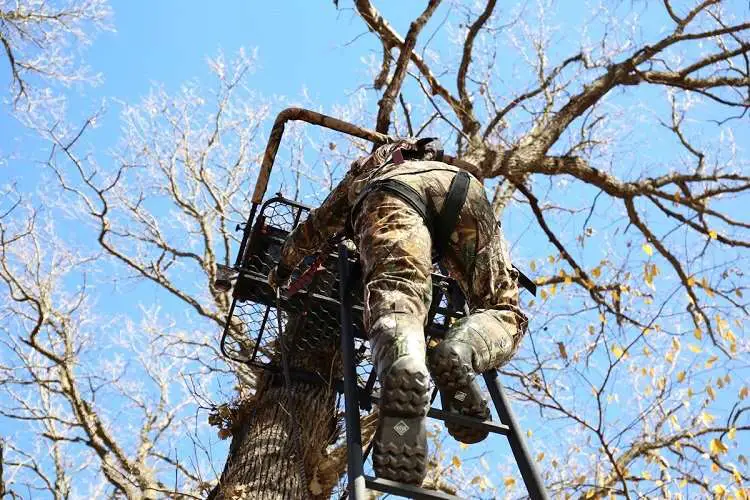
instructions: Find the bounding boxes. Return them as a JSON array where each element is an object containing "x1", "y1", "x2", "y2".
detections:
[{"x1": 220, "y1": 195, "x2": 466, "y2": 379}]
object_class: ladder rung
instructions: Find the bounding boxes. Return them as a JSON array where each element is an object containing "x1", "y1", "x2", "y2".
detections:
[
  {"x1": 370, "y1": 395, "x2": 511, "y2": 435},
  {"x1": 427, "y1": 407, "x2": 510, "y2": 435},
  {"x1": 364, "y1": 476, "x2": 462, "y2": 499}
]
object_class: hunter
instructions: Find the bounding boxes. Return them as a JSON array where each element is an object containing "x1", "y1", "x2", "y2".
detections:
[{"x1": 268, "y1": 139, "x2": 528, "y2": 485}]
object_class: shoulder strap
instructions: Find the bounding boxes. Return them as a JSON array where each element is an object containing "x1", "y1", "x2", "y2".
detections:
[
  {"x1": 433, "y1": 170, "x2": 470, "y2": 261},
  {"x1": 514, "y1": 266, "x2": 537, "y2": 296}
]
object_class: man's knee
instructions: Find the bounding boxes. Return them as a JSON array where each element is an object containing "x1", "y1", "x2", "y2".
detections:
[{"x1": 439, "y1": 309, "x2": 518, "y2": 372}]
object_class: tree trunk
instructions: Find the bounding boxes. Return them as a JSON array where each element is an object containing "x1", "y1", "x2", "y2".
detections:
[
  {"x1": 209, "y1": 315, "x2": 347, "y2": 500},
  {"x1": 209, "y1": 378, "x2": 337, "y2": 499}
]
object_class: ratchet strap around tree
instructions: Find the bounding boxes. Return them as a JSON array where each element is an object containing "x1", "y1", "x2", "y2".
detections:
[{"x1": 284, "y1": 232, "x2": 345, "y2": 298}]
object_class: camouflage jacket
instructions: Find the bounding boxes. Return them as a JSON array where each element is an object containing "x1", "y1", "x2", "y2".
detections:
[{"x1": 277, "y1": 139, "x2": 457, "y2": 273}]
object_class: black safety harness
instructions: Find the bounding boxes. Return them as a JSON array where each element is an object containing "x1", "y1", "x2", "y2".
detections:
[
  {"x1": 282, "y1": 138, "x2": 534, "y2": 298},
  {"x1": 347, "y1": 139, "x2": 536, "y2": 296}
]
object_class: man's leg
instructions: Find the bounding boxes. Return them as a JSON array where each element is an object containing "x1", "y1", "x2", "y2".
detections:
[
  {"x1": 428, "y1": 178, "x2": 527, "y2": 443},
  {"x1": 429, "y1": 309, "x2": 518, "y2": 443},
  {"x1": 355, "y1": 192, "x2": 434, "y2": 485}
]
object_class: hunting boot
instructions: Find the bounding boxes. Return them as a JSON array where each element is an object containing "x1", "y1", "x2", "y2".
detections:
[
  {"x1": 370, "y1": 313, "x2": 431, "y2": 485},
  {"x1": 428, "y1": 309, "x2": 517, "y2": 444}
]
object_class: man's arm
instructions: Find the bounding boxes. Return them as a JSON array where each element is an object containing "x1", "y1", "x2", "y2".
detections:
[{"x1": 275, "y1": 174, "x2": 353, "y2": 281}]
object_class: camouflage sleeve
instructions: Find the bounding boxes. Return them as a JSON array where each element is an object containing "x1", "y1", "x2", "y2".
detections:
[{"x1": 277, "y1": 173, "x2": 354, "y2": 277}]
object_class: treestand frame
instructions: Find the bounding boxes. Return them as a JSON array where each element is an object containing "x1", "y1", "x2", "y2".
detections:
[{"x1": 218, "y1": 107, "x2": 549, "y2": 500}]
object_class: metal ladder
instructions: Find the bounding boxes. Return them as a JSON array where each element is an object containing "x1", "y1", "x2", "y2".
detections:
[{"x1": 336, "y1": 244, "x2": 549, "y2": 500}]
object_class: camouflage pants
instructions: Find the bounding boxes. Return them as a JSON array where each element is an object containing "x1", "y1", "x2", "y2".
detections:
[{"x1": 354, "y1": 180, "x2": 527, "y2": 377}]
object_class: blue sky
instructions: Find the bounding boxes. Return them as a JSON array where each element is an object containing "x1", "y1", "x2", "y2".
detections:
[{"x1": 2, "y1": 1, "x2": 748, "y2": 498}]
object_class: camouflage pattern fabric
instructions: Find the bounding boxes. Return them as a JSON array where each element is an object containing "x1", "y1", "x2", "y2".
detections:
[
  {"x1": 277, "y1": 141, "x2": 528, "y2": 375},
  {"x1": 277, "y1": 139, "x2": 440, "y2": 275}
]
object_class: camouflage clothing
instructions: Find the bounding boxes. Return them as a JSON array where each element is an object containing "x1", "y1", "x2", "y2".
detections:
[{"x1": 278, "y1": 140, "x2": 528, "y2": 376}]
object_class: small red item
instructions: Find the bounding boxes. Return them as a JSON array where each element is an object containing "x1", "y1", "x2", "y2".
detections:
[
  {"x1": 284, "y1": 252, "x2": 328, "y2": 298},
  {"x1": 391, "y1": 149, "x2": 405, "y2": 164}
]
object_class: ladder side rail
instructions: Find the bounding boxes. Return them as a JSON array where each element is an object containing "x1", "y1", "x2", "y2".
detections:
[
  {"x1": 338, "y1": 244, "x2": 367, "y2": 500},
  {"x1": 483, "y1": 369, "x2": 549, "y2": 500}
]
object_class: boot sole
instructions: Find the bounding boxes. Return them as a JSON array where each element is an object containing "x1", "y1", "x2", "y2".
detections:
[
  {"x1": 430, "y1": 346, "x2": 491, "y2": 444},
  {"x1": 373, "y1": 357, "x2": 430, "y2": 484}
]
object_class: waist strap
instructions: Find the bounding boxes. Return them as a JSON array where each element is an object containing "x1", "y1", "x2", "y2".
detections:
[{"x1": 348, "y1": 171, "x2": 469, "y2": 263}]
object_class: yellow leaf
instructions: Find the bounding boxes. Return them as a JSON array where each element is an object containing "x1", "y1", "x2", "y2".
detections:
[
  {"x1": 701, "y1": 412, "x2": 716, "y2": 426},
  {"x1": 709, "y1": 230, "x2": 718, "y2": 239},
  {"x1": 672, "y1": 337, "x2": 681, "y2": 351},
  {"x1": 670, "y1": 414, "x2": 681, "y2": 431},
  {"x1": 540, "y1": 289, "x2": 548, "y2": 300},
  {"x1": 728, "y1": 427, "x2": 737, "y2": 440},
  {"x1": 536, "y1": 452, "x2": 545, "y2": 462},
  {"x1": 611, "y1": 345, "x2": 625, "y2": 359},
  {"x1": 688, "y1": 344, "x2": 702, "y2": 353},
  {"x1": 459, "y1": 442, "x2": 468, "y2": 449},
  {"x1": 740, "y1": 386, "x2": 749, "y2": 400},
  {"x1": 642, "y1": 243, "x2": 654, "y2": 256},
  {"x1": 705, "y1": 356, "x2": 718, "y2": 369},
  {"x1": 592, "y1": 266, "x2": 601, "y2": 278},
  {"x1": 452, "y1": 455, "x2": 462, "y2": 468},
  {"x1": 642, "y1": 470, "x2": 652, "y2": 480},
  {"x1": 527, "y1": 429, "x2": 533, "y2": 438},
  {"x1": 548, "y1": 255, "x2": 555, "y2": 264},
  {"x1": 504, "y1": 476, "x2": 516, "y2": 488},
  {"x1": 687, "y1": 276, "x2": 696, "y2": 286},
  {"x1": 713, "y1": 484, "x2": 726, "y2": 496},
  {"x1": 723, "y1": 329, "x2": 737, "y2": 343},
  {"x1": 710, "y1": 439, "x2": 729, "y2": 455},
  {"x1": 679, "y1": 479, "x2": 688, "y2": 488},
  {"x1": 676, "y1": 371, "x2": 686, "y2": 383},
  {"x1": 530, "y1": 260, "x2": 537, "y2": 272},
  {"x1": 694, "y1": 328, "x2": 703, "y2": 340},
  {"x1": 707, "y1": 385, "x2": 716, "y2": 400},
  {"x1": 733, "y1": 466, "x2": 742, "y2": 484},
  {"x1": 712, "y1": 463, "x2": 720, "y2": 473},
  {"x1": 564, "y1": 275, "x2": 572, "y2": 285},
  {"x1": 657, "y1": 376, "x2": 667, "y2": 391}
]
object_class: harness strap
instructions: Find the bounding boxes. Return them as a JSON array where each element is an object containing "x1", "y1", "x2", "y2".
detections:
[
  {"x1": 347, "y1": 178, "x2": 428, "y2": 237},
  {"x1": 348, "y1": 166, "x2": 537, "y2": 296},
  {"x1": 434, "y1": 170, "x2": 470, "y2": 261}
]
